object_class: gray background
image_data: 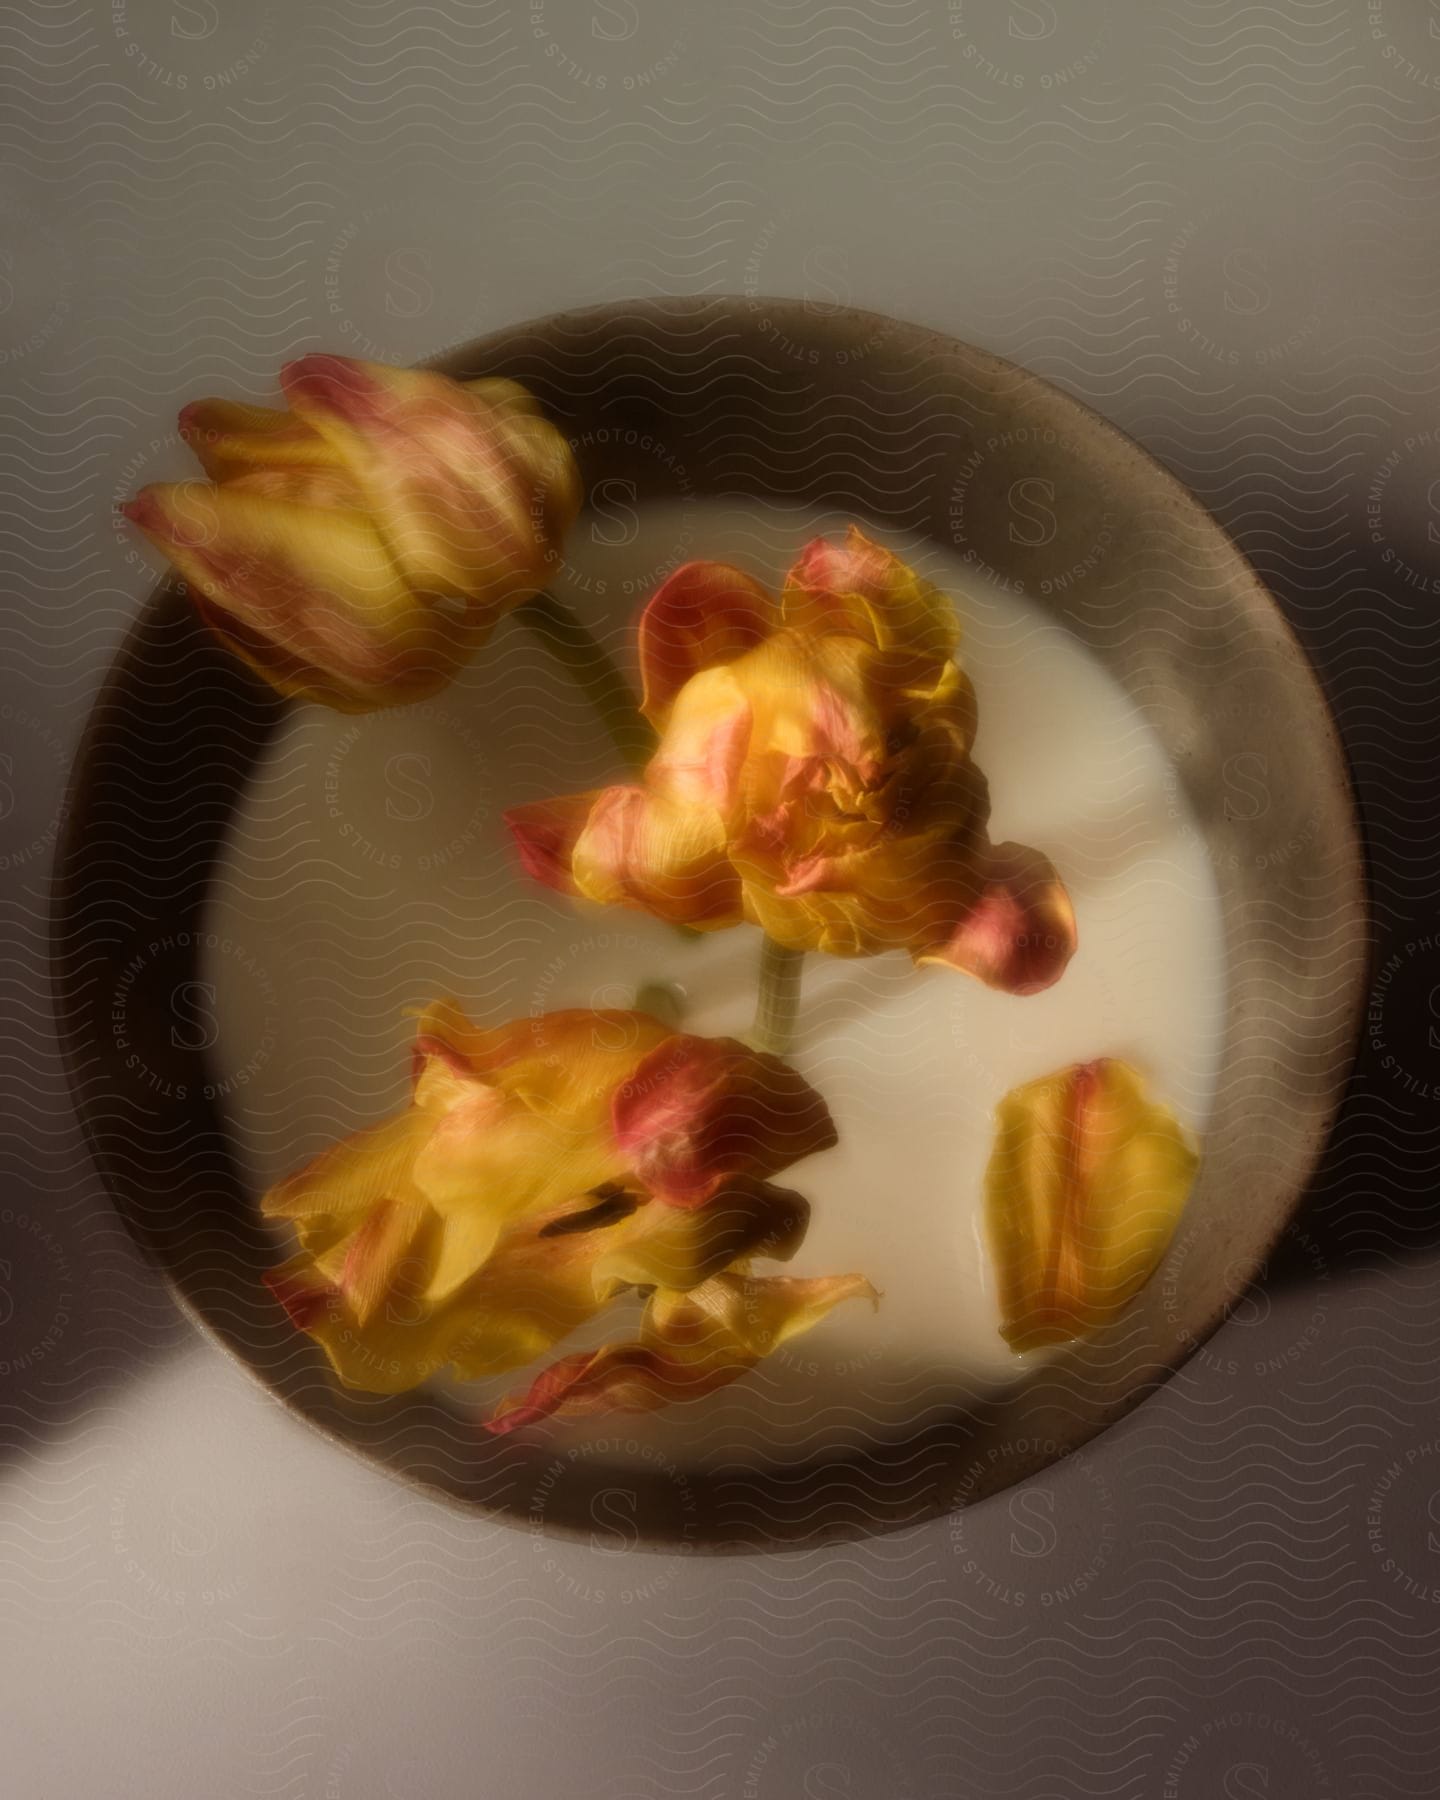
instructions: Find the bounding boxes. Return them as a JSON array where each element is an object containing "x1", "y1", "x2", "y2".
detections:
[{"x1": 4, "y1": 2, "x2": 1439, "y2": 1795}]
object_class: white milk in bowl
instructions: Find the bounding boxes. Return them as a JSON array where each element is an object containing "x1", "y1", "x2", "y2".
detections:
[{"x1": 205, "y1": 500, "x2": 1226, "y2": 1472}]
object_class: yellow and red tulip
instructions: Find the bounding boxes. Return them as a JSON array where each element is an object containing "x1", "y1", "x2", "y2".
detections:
[
  {"x1": 485, "y1": 1269, "x2": 878, "y2": 1433},
  {"x1": 121, "y1": 355, "x2": 580, "y2": 712},
  {"x1": 506, "y1": 527, "x2": 1076, "y2": 994},
  {"x1": 262, "y1": 999, "x2": 839, "y2": 1393},
  {"x1": 984, "y1": 1058, "x2": 1199, "y2": 1352}
]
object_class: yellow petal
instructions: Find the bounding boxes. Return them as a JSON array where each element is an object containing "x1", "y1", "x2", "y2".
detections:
[
  {"x1": 781, "y1": 526, "x2": 960, "y2": 666},
  {"x1": 636, "y1": 560, "x2": 776, "y2": 724},
  {"x1": 407, "y1": 1005, "x2": 670, "y2": 1246},
  {"x1": 410, "y1": 994, "x2": 559, "y2": 1087},
  {"x1": 611, "y1": 1035, "x2": 838, "y2": 1207},
  {"x1": 417, "y1": 995, "x2": 674, "y2": 1131},
  {"x1": 726, "y1": 631, "x2": 887, "y2": 778},
  {"x1": 121, "y1": 480, "x2": 470, "y2": 709},
  {"x1": 418, "y1": 1003, "x2": 671, "y2": 1132},
  {"x1": 589, "y1": 1179, "x2": 810, "y2": 1297},
  {"x1": 985, "y1": 1059, "x2": 1199, "y2": 1352},
  {"x1": 484, "y1": 1269, "x2": 877, "y2": 1431},
  {"x1": 266, "y1": 1186, "x2": 677, "y2": 1396},
  {"x1": 179, "y1": 396, "x2": 338, "y2": 482},
  {"x1": 421, "y1": 1204, "x2": 508, "y2": 1304},
  {"x1": 280, "y1": 353, "x2": 579, "y2": 612},
  {"x1": 410, "y1": 1087, "x2": 617, "y2": 1240},
  {"x1": 262, "y1": 1111, "x2": 430, "y2": 1229},
  {"x1": 502, "y1": 790, "x2": 594, "y2": 898},
  {"x1": 716, "y1": 635, "x2": 989, "y2": 960},
  {"x1": 506, "y1": 776, "x2": 746, "y2": 930},
  {"x1": 569, "y1": 785, "x2": 744, "y2": 929},
  {"x1": 646, "y1": 662, "x2": 755, "y2": 809},
  {"x1": 665, "y1": 1269, "x2": 878, "y2": 1361},
  {"x1": 264, "y1": 1001, "x2": 854, "y2": 1401},
  {"x1": 497, "y1": 1011, "x2": 674, "y2": 1126},
  {"x1": 266, "y1": 1220, "x2": 574, "y2": 1396},
  {"x1": 315, "y1": 1195, "x2": 429, "y2": 1327}
]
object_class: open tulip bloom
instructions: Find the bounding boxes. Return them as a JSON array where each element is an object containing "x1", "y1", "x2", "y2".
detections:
[
  {"x1": 262, "y1": 999, "x2": 872, "y2": 1422},
  {"x1": 121, "y1": 355, "x2": 583, "y2": 712},
  {"x1": 506, "y1": 527, "x2": 1078, "y2": 997}
]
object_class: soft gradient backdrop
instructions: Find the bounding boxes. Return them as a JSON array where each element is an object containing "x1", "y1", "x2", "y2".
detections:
[{"x1": 3, "y1": 3, "x2": 1438, "y2": 1795}]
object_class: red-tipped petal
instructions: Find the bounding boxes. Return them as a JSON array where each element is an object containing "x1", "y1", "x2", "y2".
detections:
[
  {"x1": 919, "y1": 840, "x2": 1077, "y2": 995},
  {"x1": 612, "y1": 1034, "x2": 837, "y2": 1207},
  {"x1": 986, "y1": 1059, "x2": 1198, "y2": 1350},
  {"x1": 504, "y1": 792, "x2": 596, "y2": 895},
  {"x1": 337, "y1": 1196, "x2": 426, "y2": 1327},
  {"x1": 484, "y1": 1269, "x2": 877, "y2": 1431},
  {"x1": 263, "y1": 1266, "x2": 336, "y2": 1331},
  {"x1": 637, "y1": 561, "x2": 776, "y2": 722},
  {"x1": 568, "y1": 783, "x2": 745, "y2": 928},
  {"x1": 177, "y1": 396, "x2": 334, "y2": 483},
  {"x1": 409, "y1": 1031, "x2": 472, "y2": 1092},
  {"x1": 281, "y1": 354, "x2": 580, "y2": 613},
  {"x1": 484, "y1": 1343, "x2": 738, "y2": 1433},
  {"x1": 782, "y1": 525, "x2": 960, "y2": 663},
  {"x1": 117, "y1": 490, "x2": 162, "y2": 534},
  {"x1": 483, "y1": 1347, "x2": 636, "y2": 1434},
  {"x1": 279, "y1": 353, "x2": 385, "y2": 426}
]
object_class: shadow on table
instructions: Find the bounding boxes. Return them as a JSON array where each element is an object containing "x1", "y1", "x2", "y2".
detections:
[{"x1": 1183, "y1": 422, "x2": 1440, "y2": 1293}]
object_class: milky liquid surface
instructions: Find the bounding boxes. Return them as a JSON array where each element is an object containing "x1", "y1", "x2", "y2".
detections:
[{"x1": 206, "y1": 502, "x2": 1226, "y2": 1468}]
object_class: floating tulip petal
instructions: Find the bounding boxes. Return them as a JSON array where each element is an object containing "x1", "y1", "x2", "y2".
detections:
[{"x1": 985, "y1": 1059, "x2": 1200, "y2": 1352}]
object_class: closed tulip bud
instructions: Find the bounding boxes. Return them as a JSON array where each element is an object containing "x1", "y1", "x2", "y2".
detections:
[{"x1": 121, "y1": 355, "x2": 580, "y2": 712}]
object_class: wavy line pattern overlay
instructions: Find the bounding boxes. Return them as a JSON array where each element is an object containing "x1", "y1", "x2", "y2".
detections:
[{"x1": 3, "y1": 2, "x2": 1439, "y2": 1796}]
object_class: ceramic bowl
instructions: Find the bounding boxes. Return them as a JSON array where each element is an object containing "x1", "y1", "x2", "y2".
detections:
[{"x1": 53, "y1": 298, "x2": 1366, "y2": 1549}]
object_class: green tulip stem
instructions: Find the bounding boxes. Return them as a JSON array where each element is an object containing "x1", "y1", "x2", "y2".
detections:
[
  {"x1": 519, "y1": 589, "x2": 657, "y2": 775},
  {"x1": 750, "y1": 936, "x2": 806, "y2": 1057}
]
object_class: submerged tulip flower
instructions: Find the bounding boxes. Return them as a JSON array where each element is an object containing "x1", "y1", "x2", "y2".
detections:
[
  {"x1": 506, "y1": 527, "x2": 1076, "y2": 994},
  {"x1": 984, "y1": 1059, "x2": 1199, "y2": 1352},
  {"x1": 262, "y1": 999, "x2": 837, "y2": 1393},
  {"x1": 121, "y1": 356, "x2": 581, "y2": 711},
  {"x1": 485, "y1": 1269, "x2": 878, "y2": 1433}
]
